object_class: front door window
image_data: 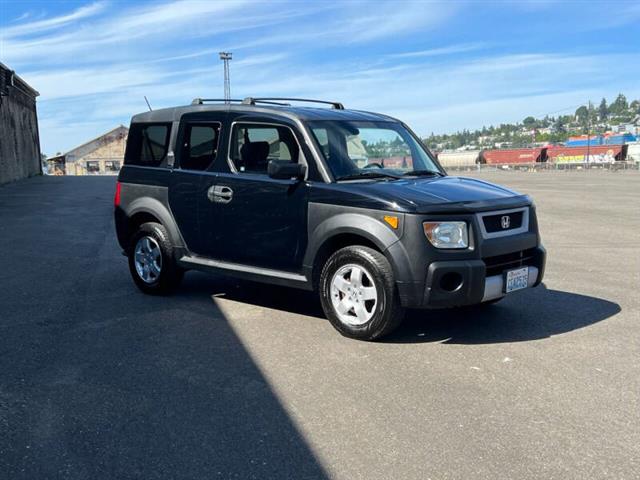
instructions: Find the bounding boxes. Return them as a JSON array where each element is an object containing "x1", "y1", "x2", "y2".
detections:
[{"x1": 229, "y1": 123, "x2": 300, "y2": 174}]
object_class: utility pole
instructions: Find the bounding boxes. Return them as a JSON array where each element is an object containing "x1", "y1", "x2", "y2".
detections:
[
  {"x1": 219, "y1": 52, "x2": 232, "y2": 103},
  {"x1": 586, "y1": 100, "x2": 592, "y2": 164}
]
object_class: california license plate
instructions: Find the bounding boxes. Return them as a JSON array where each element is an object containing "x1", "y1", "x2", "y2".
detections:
[{"x1": 504, "y1": 267, "x2": 529, "y2": 293}]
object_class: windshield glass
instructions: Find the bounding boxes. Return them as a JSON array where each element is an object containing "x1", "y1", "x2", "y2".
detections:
[{"x1": 307, "y1": 120, "x2": 441, "y2": 180}]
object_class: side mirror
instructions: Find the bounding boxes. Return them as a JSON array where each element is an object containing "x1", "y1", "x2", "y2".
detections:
[{"x1": 268, "y1": 160, "x2": 306, "y2": 180}]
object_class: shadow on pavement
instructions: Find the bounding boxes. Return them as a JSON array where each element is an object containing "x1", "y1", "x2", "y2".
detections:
[
  {"x1": 195, "y1": 277, "x2": 620, "y2": 346},
  {"x1": 385, "y1": 284, "x2": 621, "y2": 344},
  {"x1": 0, "y1": 177, "x2": 328, "y2": 480},
  {"x1": 194, "y1": 274, "x2": 326, "y2": 319}
]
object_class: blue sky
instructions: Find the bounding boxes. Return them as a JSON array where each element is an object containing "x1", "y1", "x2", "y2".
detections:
[{"x1": 1, "y1": 0, "x2": 639, "y2": 156}]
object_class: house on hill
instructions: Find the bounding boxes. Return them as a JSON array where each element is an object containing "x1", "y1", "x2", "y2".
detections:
[{"x1": 48, "y1": 125, "x2": 128, "y2": 175}]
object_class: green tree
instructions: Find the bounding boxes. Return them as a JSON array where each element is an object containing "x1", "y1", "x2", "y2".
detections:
[
  {"x1": 598, "y1": 98, "x2": 608, "y2": 120},
  {"x1": 523, "y1": 116, "x2": 536, "y2": 126},
  {"x1": 575, "y1": 105, "x2": 588, "y2": 120},
  {"x1": 610, "y1": 93, "x2": 628, "y2": 114},
  {"x1": 554, "y1": 116, "x2": 568, "y2": 133}
]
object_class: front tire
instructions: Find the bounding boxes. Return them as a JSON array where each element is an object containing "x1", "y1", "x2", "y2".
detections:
[
  {"x1": 128, "y1": 222, "x2": 183, "y2": 295},
  {"x1": 319, "y1": 246, "x2": 404, "y2": 340}
]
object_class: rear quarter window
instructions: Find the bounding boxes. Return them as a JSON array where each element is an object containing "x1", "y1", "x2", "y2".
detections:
[{"x1": 124, "y1": 123, "x2": 172, "y2": 167}]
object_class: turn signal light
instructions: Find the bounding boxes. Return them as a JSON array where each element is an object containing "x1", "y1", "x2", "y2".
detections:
[{"x1": 383, "y1": 215, "x2": 399, "y2": 229}]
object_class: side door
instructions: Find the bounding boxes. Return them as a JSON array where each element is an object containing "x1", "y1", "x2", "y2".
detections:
[
  {"x1": 168, "y1": 116, "x2": 223, "y2": 255},
  {"x1": 201, "y1": 120, "x2": 309, "y2": 272}
]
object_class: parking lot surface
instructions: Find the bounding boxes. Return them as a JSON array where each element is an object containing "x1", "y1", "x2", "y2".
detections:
[{"x1": 1, "y1": 171, "x2": 638, "y2": 479}]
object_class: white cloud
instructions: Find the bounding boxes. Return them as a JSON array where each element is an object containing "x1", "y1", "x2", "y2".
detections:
[
  {"x1": 1, "y1": 0, "x2": 275, "y2": 65},
  {"x1": 3, "y1": 2, "x2": 106, "y2": 38},
  {"x1": 390, "y1": 43, "x2": 487, "y2": 59},
  {"x1": 5, "y1": 0, "x2": 638, "y2": 155},
  {"x1": 335, "y1": 1, "x2": 458, "y2": 43}
]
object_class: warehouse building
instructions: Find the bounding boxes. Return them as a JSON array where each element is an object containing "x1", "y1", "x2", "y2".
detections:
[
  {"x1": 48, "y1": 125, "x2": 128, "y2": 175},
  {"x1": 0, "y1": 62, "x2": 42, "y2": 185}
]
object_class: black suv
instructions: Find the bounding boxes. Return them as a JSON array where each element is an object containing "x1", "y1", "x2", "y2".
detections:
[{"x1": 115, "y1": 97, "x2": 545, "y2": 340}]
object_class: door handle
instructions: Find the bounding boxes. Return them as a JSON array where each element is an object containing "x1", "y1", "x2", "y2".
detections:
[{"x1": 208, "y1": 185, "x2": 233, "y2": 203}]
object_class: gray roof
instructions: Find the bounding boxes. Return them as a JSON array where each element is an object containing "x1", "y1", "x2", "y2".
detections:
[
  {"x1": 131, "y1": 102, "x2": 399, "y2": 124},
  {"x1": 0, "y1": 61, "x2": 39, "y2": 98},
  {"x1": 49, "y1": 125, "x2": 128, "y2": 160}
]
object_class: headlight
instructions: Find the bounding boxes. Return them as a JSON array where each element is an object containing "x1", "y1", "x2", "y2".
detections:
[{"x1": 423, "y1": 221, "x2": 468, "y2": 249}]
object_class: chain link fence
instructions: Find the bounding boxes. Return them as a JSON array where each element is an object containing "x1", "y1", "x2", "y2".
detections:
[{"x1": 443, "y1": 161, "x2": 640, "y2": 173}]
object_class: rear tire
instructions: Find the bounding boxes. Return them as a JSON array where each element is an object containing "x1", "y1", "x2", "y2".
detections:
[
  {"x1": 128, "y1": 222, "x2": 183, "y2": 295},
  {"x1": 319, "y1": 246, "x2": 404, "y2": 340}
]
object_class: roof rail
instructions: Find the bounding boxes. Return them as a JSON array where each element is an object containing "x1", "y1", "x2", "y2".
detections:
[
  {"x1": 242, "y1": 97, "x2": 344, "y2": 110},
  {"x1": 191, "y1": 98, "x2": 243, "y2": 105},
  {"x1": 242, "y1": 98, "x2": 291, "y2": 106}
]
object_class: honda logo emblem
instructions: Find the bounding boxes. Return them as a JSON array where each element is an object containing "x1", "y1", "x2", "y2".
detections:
[{"x1": 501, "y1": 215, "x2": 511, "y2": 229}]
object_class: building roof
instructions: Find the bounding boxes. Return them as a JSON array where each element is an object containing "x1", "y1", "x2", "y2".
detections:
[
  {"x1": 131, "y1": 100, "x2": 399, "y2": 124},
  {"x1": 49, "y1": 125, "x2": 128, "y2": 161},
  {"x1": 0, "y1": 61, "x2": 39, "y2": 98}
]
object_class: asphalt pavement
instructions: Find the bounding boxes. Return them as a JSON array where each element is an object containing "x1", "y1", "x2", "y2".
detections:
[{"x1": 0, "y1": 171, "x2": 638, "y2": 479}]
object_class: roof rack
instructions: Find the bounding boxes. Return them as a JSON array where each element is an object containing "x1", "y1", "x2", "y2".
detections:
[
  {"x1": 190, "y1": 97, "x2": 291, "y2": 107},
  {"x1": 190, "y1": 98, "x2": 244, "y2": 105},
  {"x1": 242, "y1": 97, "x2": 344, "y2": 110},
  {"x1": 241, "y1": 98, "x2": 291, "y2": 106}
]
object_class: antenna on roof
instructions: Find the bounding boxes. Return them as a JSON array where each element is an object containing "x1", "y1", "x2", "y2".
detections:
[{"x1": 144, "y1": 96, "x2": 153, "y2": 111}]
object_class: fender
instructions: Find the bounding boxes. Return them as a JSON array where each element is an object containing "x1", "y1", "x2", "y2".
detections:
[
  {"x1": 303, "y1": 203, "x2": 414, "y2": 284},
  {"x1": 124, "y1": 193, "x2": 185, "y2": 249}
]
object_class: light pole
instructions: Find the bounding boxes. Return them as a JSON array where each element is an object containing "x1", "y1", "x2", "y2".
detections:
[
  {"x1": 586, "y1": 100, "x2": 592, "y2": 164},
  {"x1": 219, "y1": 52, "x2": 232, "y2": 103}
]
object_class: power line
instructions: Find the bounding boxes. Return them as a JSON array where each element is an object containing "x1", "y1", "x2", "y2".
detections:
[{"x1": 532, "y1": 102, "x2": 586, "y2": 119}]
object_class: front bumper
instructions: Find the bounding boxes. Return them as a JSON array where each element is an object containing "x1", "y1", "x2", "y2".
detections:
[{"x1": 397, "y1": 245, "x2": 546, "y2": 308}]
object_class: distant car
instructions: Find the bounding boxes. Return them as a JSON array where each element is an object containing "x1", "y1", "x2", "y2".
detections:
[{"x1": 114, "y1": 97, "x2": 546, "y2": 340}]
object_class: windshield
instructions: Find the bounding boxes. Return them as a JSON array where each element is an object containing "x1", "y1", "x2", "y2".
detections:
[{"x1": 307, "y1": 120, "x2": 441, "y2": 180}]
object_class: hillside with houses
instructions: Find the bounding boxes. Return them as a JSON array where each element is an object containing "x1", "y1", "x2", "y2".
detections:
[{"x1": 425, "y1": 94, "x2": 640, "y2": 152}]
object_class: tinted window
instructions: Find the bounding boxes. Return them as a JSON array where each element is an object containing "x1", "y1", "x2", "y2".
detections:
[
  {"x1": 230, "y1": 124, "x2": 299, "y2": 174},
  {"x1": 124, "y1": 123, "x2": 171, "y2": 167},
  {"x1": 308, "y1": 120, "x2": 439, "y2": 179},
  {"x1": 180, "y1": 123, "x2": 220, "y2": 171},
  {"x1": 312, "y1": 128, "x2": 330, "y2": 159}
]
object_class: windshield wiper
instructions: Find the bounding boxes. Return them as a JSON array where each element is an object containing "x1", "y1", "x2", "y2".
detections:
[
  {"x1": 402, "y1": 169, "x2": 444, "y2": 177},
  {"x1": 336, "y1": 171, "x2": 402, "y2": 181}
]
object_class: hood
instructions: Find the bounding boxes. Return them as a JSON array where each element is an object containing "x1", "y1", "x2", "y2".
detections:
[{"x1": 317, "y1": 176, "x2": 531, "y2": 213}]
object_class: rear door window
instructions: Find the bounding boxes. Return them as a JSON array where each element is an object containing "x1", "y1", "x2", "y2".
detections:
[
  {"x1": 179, "y1": 123, "x2": 221, "y2": 171},
  {"x1": 124, "y1": 123, "x2": 171, "y2": 167}
]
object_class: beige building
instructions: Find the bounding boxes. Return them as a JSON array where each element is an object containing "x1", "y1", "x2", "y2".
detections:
[{"x1": 48, "y1": 125, "x2": 128, "y2": 175}]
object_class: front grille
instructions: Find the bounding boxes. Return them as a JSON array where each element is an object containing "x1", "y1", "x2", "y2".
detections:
[
  {"x1": 482, "y1": 211, "x2": 524, "y2": 233},
  {"x1": 484, "y1": 248, "x2": 536, "y2": 277}
]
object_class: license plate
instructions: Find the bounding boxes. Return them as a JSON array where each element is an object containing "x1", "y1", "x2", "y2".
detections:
[{"x1": 504, "y1": 266, "x2": 529, "y2": 293}]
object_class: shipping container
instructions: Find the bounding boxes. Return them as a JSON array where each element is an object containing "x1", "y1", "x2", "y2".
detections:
[
  {"x1": 436, "y1": 150, "x2": 480, "y2": 168},
  {"x1": 546, "y1": 145, "x2": 627, "y2": 163},
  {"x1": 602, "y1": 133, "x2": 636, "y2": 145},
  {"x1": 480, "y1": 148, "x2": 546, "y2": 165},
  {"x1": 566, "y1": 135, "x2": 603, "y2": 147}
]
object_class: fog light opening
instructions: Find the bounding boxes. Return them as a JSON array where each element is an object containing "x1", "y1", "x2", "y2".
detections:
[{"x1": 440, "y1": 272, "x2": 463, "y2": 292}]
